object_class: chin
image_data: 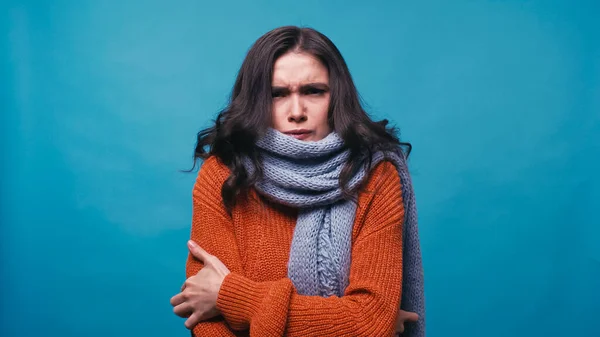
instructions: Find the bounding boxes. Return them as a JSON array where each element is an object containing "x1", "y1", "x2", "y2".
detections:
[
  {"x1": 302, "y1": 135, "x2": 321, "y2": 142},
  {"x1": 310, "y1": 134, "x2": 328, "y2": 142}
]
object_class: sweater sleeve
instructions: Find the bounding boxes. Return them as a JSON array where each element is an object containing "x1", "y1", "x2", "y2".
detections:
[
  {"x1": 216, "y1": 162, "x2": 405, "y2": 337},
  {"x1": 185, "y1": 157, "x2": 246, "y2": 337}
]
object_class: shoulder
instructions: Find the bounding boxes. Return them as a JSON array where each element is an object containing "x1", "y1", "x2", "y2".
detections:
[
  {"x1": 362, "y1": 160, "x2": 402, "y2": 194},
  {"x1": 198, "y1": 155, "x2": 231, "y2": 179},
  {"x1": 353, "y1": 160, "x2": 405, "y2": 239},
  {"x1": 194, "y1": 155, "x2": 231, "y2": 193},
  {"x1": 356, "y1": 160, "x2": 404, "y2": 216}
]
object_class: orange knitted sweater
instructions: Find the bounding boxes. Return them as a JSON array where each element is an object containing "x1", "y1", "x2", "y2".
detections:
[{"x1": 185, "y1": 156, "x2": 405, "y2": 336}]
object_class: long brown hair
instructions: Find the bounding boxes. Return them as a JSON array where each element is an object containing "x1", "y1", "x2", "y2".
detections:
[{"x1": 190, "y1": 26, "x2": 411, "y2": 212}]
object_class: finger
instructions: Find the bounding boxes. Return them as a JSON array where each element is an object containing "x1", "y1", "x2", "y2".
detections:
[
  {"x1": 188, "y1": 240, "x2": 211, "y2": 263},
  {"x1": 184, "y1": 312, "x2": 201, "y2": 330},
  {"x1": 173, "y1": 302, "x2": 193, "y2": 318},
  {"x1": 405, "y1": 312, "x2": 419, "y2": 322},
  {"x1": 180, "y1": 282, "x2": 186, "y2": 292},
  {"x1": 170, "y1": 292, "x2": 186, "y2": 307}
]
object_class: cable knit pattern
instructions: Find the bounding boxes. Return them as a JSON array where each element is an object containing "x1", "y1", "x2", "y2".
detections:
[
  {"x1": 243, "y1": 128, "x2": 425, "y2": 336},
  {"x1": 185, "y1": 130, "x2": 425, "y2": 336}
]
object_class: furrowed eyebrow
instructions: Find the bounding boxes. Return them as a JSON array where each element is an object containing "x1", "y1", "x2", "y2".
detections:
[
  {"x1": 271, "y1": 86, "x2": 291, "y2": 93},
  {"x1": 300, "y1": 83, "x2": 330, "y2": 91},
  {"x1": 271, "y1": 83, "x2": 330, "y2": 91}
]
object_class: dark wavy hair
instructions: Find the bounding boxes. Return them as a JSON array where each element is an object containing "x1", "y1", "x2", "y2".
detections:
[{"x1": 190, "y1": 26, "x2": 411, "y2": 212}]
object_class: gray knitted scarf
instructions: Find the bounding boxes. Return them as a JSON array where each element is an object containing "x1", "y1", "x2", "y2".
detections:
[{"x1": 243, "y1": 128, "x2": 425, "y2": 337}]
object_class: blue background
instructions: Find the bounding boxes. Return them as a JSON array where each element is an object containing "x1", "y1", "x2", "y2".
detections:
[{"x1": 2, "y1": 0, "x2": 599, "y2": 336}]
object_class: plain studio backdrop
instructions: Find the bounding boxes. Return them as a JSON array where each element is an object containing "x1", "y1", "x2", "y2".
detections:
[{"x1": 2, "y1": 0, "x2": 599, "y2": 336}]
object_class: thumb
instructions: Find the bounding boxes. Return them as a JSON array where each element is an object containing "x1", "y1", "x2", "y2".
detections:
[{"x1": 188, "y1": 240, "x2": 211, "y2": 263}]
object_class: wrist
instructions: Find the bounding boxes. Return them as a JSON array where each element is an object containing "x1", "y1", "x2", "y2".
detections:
[{"x1": 216, "y1": 272, "x2": 262, "y2": 330}]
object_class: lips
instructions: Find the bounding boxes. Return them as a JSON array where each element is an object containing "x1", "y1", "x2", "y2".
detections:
[{"x1": 284, "y1": 129, "x2": 312, "y2": 140}]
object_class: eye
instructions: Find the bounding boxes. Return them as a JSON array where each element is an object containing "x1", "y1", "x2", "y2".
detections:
[
  {"x1": 271, "y1": 89, "x2": 286, "y2": 98},
  {"x1": 304, "y1": 87, "x2": 326, "y2": 96}
]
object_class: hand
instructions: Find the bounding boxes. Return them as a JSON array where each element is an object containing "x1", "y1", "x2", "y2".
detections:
[
  {"x1": 170, "y1": 240, "x2": 231, "y2": 329},
  {"x1": 395, "y1": 309, "x2": 419, "y2": 335}
]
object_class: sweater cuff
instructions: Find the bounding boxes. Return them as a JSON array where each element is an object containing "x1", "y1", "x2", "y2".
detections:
[{"x1": 217, "y1": 272, "x2": 265, "y2": 330}]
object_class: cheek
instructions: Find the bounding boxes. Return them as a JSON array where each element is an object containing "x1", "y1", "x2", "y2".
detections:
[
  {"x1": 315, "y1": 99, "x2": 331, "y2": 128},
  {"x1": 271, "y1": 102, "x2": 285, "y2": 129}
]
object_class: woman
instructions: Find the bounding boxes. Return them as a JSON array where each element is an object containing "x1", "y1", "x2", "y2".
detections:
[{"x1": 170, "y1": 26, "x2": 425, "y2": 336}]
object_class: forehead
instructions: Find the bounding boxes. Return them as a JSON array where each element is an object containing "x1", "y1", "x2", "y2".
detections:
[{"x1": 272, "y1": 52, "x2": 329, "y2": 85}]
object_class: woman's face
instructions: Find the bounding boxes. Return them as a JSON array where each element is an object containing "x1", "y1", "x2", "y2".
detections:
[{"x1": 271, "y1": 51, "x2": 332, "y2": 141}]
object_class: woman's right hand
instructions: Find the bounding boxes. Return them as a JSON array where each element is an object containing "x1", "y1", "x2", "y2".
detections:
[{"x1": 395, "y1": 309, "x2": 419, "y2": 335}]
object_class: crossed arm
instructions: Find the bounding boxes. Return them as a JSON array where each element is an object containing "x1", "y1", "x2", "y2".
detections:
[{"x1": 170, "y1": 158, "x2": 412, "y2": 336}]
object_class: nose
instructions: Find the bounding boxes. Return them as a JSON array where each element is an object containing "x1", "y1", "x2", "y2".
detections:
[{"x1": 288, "y1": 94, "x2": 307, "y2": 123}]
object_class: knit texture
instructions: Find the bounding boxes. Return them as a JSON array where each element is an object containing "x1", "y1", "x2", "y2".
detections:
[
  {"x1": 185, "y1": 137, "x2": 422, "y2": 336},
  {"x1": 243, "y1": 128, "x2": 425, "y2": 336}
]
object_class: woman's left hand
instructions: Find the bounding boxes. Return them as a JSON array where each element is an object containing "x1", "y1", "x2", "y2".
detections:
[
  {"x1": 170, "y1": 240, "x2": 231, "y2": 329},
  {"x1": 395, "y1": 309, "x2": 419, "y2": 335}
]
